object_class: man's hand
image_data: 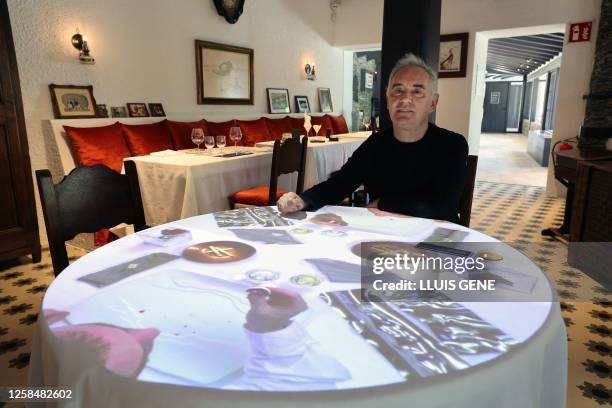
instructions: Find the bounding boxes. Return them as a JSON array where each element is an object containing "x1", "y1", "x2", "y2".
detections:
[
  {"x1": 277, "y1": 192, "x2": 305, "y2": 214},
  {"x1": 366, "y1": 198, "x2": 379, "y2": 209},
  {"x1": 245, "y1": 287, "x2": 308, "y2": 333}
]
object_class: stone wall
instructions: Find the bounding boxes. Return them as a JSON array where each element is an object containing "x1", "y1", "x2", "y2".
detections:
[
  {"x1": 584, "y1": 0, "x2": 612, "y2": 128},
  {"x1": 351, "y1": 51, "x2": 381, "y2": 131}
]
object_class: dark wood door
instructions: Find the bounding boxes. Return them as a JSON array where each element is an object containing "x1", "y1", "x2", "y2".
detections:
[
  {"x1": 481, "y1": 82, "x2": 509, "y2": 133},
  {"x1": 0, "y1": 0, "x2": 40, "y2": 262}
]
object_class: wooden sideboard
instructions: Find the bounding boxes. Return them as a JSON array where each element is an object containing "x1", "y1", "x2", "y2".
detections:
[
  {"x1": 567, "y1": 160, "x2": 612, "y2": 288},
  {"x1": 541, "y1": 148, "x2": 612, "y2": 241}
]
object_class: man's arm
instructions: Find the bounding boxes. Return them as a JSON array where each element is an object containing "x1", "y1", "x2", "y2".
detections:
[
  {"x1": 377, "y1": 138, "x2": 468, "y2": 222},
  {"x1": 299, "y1": 140, "x2": 371, "y2": 211}
]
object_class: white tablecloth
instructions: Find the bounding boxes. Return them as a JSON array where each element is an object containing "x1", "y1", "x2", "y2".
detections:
[
  {"x1": 129, "y1": 138, "x2": 364, "y2": 226},
  {"x1": 28, "y1": 207, "x2": 566, "y2": 408}
]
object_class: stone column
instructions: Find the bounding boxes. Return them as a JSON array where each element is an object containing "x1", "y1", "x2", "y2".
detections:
[{"x1": 379, "y1": 0, "x2": 441, "y2": 130}]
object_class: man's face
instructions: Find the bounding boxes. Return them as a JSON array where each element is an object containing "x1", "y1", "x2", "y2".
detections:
[{"x1": 386, "y1": 66, "x2": 439, "y2": 131}]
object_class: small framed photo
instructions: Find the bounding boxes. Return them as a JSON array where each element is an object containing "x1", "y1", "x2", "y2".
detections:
[
  {"x1": 318, "y1": 87, "x2": 333, "y2": 113},
  {"x1": 148, "y1": 103, "x2": 166, "y2": 117},
  {"x1": 439, "y1": 33, "x2": 469, "y2": 78},
  {"x1": 266, "y1": 88, "x2": 290, "y2": 114},
  {"x1": 96, "y1": 104, "x2": 109, "y2": 118},
  {"x1": 294, "y1": 95, "x2": 310, "y2": 113},
  {"x1": 110, "y1": 106, "x2": 128, "y2": 118},
  {"x1": 49, "y1": 84, "x2": 98, "y2": 119},
  {"x1": 126, "y1": 103, "x2": 149, "y2": 117}
]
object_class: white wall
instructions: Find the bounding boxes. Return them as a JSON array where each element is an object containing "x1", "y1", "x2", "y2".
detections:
[
  {"x1": 7, "y1": 0, "x2": 344, "y2": 243},
  {"x1": 333, "y1": 0, "x2": 384, "y2": 48}
]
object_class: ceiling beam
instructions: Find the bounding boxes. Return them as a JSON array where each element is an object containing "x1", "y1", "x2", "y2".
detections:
[
  {"x1": 488, "y1": 41, "x2": 561, "y2": 55},
  {"x1": 487, "y1": 51, "x2": 549, "y2": 64},
  {"x1": 491, "y1": 40, "x2": 562, "y2": 54},
  {"x1": 494, "y1": 38, "x2": 563, "y2": 51},
  {"x1": 505, "y1": 35, "x2": 564, "y2": 46},
  {"x1": 488, "y1": 45, "x2": 556, "y2": 59}
]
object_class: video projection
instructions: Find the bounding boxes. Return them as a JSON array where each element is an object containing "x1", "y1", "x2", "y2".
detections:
[{"x1": 43, "y1": 206, "x2": 553, "y2": 392}]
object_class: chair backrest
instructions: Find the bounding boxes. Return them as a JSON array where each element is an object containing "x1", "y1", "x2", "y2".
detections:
[
  {"x1": 36, "y1": 161, "x2": 147, "y2": 275},
  {"x1": 268, "y1": 137, "x2": 309, "y2": 205},
  {"x1": 458, "y1": 155, "x2": 478, "y2": 227}
]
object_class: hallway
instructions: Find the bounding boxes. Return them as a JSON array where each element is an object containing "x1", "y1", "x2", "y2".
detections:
[{"x1": 476, "y1": 132, "x2": 549, "y2": 187}]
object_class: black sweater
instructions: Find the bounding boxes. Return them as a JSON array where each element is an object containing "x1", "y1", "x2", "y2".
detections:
[{"x1": 300, "y1": 123, "x2": 469, "y2": 223}]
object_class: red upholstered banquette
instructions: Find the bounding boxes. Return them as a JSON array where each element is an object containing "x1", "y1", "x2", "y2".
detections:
[{"x1": 63, "y1": 114, "x2": 349, "y2": 173}]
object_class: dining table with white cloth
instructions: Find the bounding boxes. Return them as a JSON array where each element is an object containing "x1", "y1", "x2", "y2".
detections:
[
  {"x1": 128, "y1": 134, "x2": 368, "y2": 226},
  {"x1": 27, "y1": 205, "x2": 566, "y2": 408}
]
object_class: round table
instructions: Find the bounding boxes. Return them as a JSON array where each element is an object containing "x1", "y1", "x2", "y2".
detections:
[{"x1": 29, "y1": 206, "x2": 566, "y2": 408}]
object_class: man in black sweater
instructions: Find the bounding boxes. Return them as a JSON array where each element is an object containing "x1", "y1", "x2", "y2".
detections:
[{"x1": 277, "y1": 54, "x2": 468, "y2": 223}]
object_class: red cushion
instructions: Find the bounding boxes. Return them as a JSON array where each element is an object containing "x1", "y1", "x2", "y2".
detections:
[
  {"x1": 122, "y1": 121, "x2": 174, "y2": 156},
  {"x1": 328, "y1": 114, "x2": 349, "y2": 134},
  {"x1": 264, "y1": 117, "x2": 292, "y2": 140},
  {"x1": 207, "y1": 120, "x2": 243, "y2": 146},
  {"x1": 238, "y1": 118, "x2": 273, "y2": 146},
  {"x1": 166, "y1": 120, "x2": 208, "y2": 150},
  {"x1": 321, "y1": 115, "x2": 335, "y2": 135},
  {"x1": 230, "y1": 186, "x2": 287, "y2": 206},
  {"x1": 289, "y1": 116, "x2": 305, "y2": 132},
  {"x1": 64, "y1": 123, "x2": 130, "y2": 173}
]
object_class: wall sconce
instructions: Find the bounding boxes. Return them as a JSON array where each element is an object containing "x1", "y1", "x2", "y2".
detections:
[
  {"x1": 330, "y1": 0, "x2": 341, "y2": 21},
  {"x1": 71, "y1": 28, "x2": 95, "y2": 64},
  {"x1": 305, "y1": 63, "x2": 316, "y2": 81}
]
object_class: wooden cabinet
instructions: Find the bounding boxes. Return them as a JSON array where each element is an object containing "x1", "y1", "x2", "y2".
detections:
[{"x1": 0, "y1": 0, "x2": 41, "y2": 262}]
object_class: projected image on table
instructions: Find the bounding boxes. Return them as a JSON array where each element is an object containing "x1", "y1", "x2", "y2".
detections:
[
  {"x1": 214, "y1": 207, "x2": 293, "y2": 228},
  {"x1": 307, "y1": 207, "x2": 434, "y2": 237},
  {"x1": 45, "y1": 268, "x2": 522, "y2": 392}
]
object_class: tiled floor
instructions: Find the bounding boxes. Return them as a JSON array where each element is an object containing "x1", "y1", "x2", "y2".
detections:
[
  {"x1": 476, "y1": 132, "x2": 549, "y2": 187},
  {"x1": 0, "y1": 181, "x2": 610, "y2": 407}
]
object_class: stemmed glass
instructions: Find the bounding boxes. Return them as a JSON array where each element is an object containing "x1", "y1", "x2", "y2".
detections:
[
  {"x1": 216, "y1": 135, "x2": 226, "y2": 153},
  {"x1": 313, "y1": 124, "x2": 322, "y2": 136},
  {"x1": 229, "y1": 126, "x2": 242, "y2": 154},
  {"x1": 304, "y1": 122, "x2": 312, "y2": 137},
  {"x1": 204, "y1": 135, "x2": 215, "y2": 150},
  {"x1": 191, "y1": 128, "x2": 205, "y2": 151},
  {"x1": 363, "y1": 118, "x2": 371, "y2": 132}
]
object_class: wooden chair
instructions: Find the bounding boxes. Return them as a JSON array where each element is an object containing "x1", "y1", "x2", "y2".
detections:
[
  {"x1": 333, "y1": 155, "x2": 478, "y2": 226},
  {"x1": 36, "y1": 161, "x2": 147, "y2": 276},
  {"x1": 230, "y1": 137, "x2": 308, "y2": 208},
  {"x1": 457, "y1": 155, "x2": 479, "y2": 227}
]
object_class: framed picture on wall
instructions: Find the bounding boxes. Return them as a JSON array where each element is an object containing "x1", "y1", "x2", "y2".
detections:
[
  {"x1": 439, "y1": 33, "x2": 469, "y2": 78},
  {"x1": 318, "y1": 87, "x2": 333, "y2": 113},
  {"x1": 148, "y1": 103, "x2": 166, "y2": 117},
  {"x1": 294, "y1": 95, "x2": 310, "y2": 113},
  {"x1": 195, "y1": 40, "x2": 254, "y2": 105},
  {"x1": 266, "y1": 88, "x2": 290, "y2": 114},
  {"x1": 96, "y1": 104, "x2": 109, "y2": 118},
  {"x1": 49, "y1": 84, "x2": 98, "y2": 119},
  {"x1": 110, "y1": 106, "x2": 128, "y2": 118},
  {"x1": 126, "y1": 103, "x2": 149, "y2": 117}
]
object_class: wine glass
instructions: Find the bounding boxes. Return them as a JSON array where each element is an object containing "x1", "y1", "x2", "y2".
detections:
[
  {"x1": 229, "y1": 126, "x2": 242, "y2": 153},
  {"x1": 304, "y1": 122, "x2": 312, "y2": 137},
  {"x1": 363, "y1": 118, "x2": 371, "y2": 132},
  {"x1": 216, "y1": 135, "x2": 226, "y2": 152},
  {"x1": 313, "y1": 124, "x2": 322, "y2": 136},
  {"x1": 204, "y1": 135, "x2": 215, "y2": 150},
  {"x1": 191, "y1": 128, "x2": 205, "y2": 151}
]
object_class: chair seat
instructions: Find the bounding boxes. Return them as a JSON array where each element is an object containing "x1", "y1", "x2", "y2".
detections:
[{"x1": 231, "y1": 185, "x2": 287, "y2": 206}]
